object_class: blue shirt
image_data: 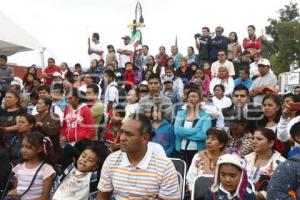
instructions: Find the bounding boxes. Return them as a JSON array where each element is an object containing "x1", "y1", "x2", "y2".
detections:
[{"x1": 234, "y1": 77, "x2": 253, "y2": 90}]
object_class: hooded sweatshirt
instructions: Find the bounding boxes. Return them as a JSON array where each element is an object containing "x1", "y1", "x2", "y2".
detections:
[{"x1": 60, "y1": 103, "x2": 95, "y2": 143}]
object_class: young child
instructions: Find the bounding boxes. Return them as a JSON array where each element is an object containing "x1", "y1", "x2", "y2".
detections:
[
  {"x1": 8, "y1": 131, "x2": 56, "y2": 200},
  {"x1": 150, "y1": 104, "x2": 175, "y2": 156},
  {"x1": 202, "y1": 61, "x2": 212, "y2": 80},
  {"x1": 205, "y1": 151, "x2": 256, "y2": 200},
  {"x1": 51, "y1": 83, "x2": 67, "y2": 112},
  {"x1": 288, "y1": 121, "x2": 300, "y2": 158},
  {"x1": 103, "y1": 105, "x2": 125, "y2": 152},
  {"x1": 51, "y1": 142, "x2": 110, "y2": 200},
  {"x1": 123, "y1": 62, "x2": 136, "y2": 92},
  {"x1": 124, "y1": 89, "x2": 140, "y2": 120}
]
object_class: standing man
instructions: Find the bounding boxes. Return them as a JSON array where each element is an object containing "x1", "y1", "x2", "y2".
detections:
[
  {"x1": 0, "y1": 55, "x2": 14, "y2": 102},
  {"x1": 140, "y1": 45, "x2": 149, "y2": 70},
  {"x1": 97, "y1": 113, "x2": 180, "y2": 200},
  {"x1": 117, "y1": 35, "x2": 134, "y2": 70},
  {"x1": 155, "y1": 46, "x2": 169, "y2": 67},
  {"x1": 103, "y1": 69, "x2": 119, "y2": 117},
  {"x1": 170, "y1": 45, "x2": 183, "y2": 69},
  {"x1": 209, "y1": 26, "x2": 228, "y2": 62},
  {"x1": 88, "y1": 32, "x2": 104, "y2": 61},
  {"x1": 195, "y1": 26, "x2": 211, "y2": 66},
  {"x1": 42, "y1": 57, "x2": 61, "y2": 86}
]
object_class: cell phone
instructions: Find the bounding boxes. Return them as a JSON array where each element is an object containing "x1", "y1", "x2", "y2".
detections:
[{"x1": 289, "y1": 103, "x2": 300, "y2": 111}]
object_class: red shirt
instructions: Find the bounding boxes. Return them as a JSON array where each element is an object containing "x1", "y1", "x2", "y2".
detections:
[
  {"x1": 43, "y1": 66, "x2": 61, "y2": 85},
  {"x1": 60, "y1": 104, "x2": 95, "y2": 143},
  {"x1": 104, "y1": 124, "x2": 121, "y2": 144}
]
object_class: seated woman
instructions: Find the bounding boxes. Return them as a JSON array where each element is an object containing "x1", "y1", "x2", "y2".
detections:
[
  {"x1": 189, "y1": 68, "x2": 210, "y2": 97},
  {"x1": 151, "y1": 104, "x2": 175, "y2": 157},
  {"x1": 60, "y1": 88, "x2": 95, "y2": 145},
  {"x1": 246, "y1": 128, "x2": 286, "y2": 200},
  {"x1": 227, "y1": 117, "x2": 253, "y2": 156},
  {"x1": 186, "y1": 128, "x2": 228, "y2": 191},
  {"x1": 212, "y1": 84, "x2": 232, "y2": 111},
  {"x1": 51, "y1": 142, "x2": 110, "y2": 200},
  {"x1": 10, "y1": 113, "x2": 35, "y2": 165},
  {"x1": 174, "y1": 89, "x2": 212, "y2": 166},
  {"x1": 209, "y1": 66, "x2": 235, "y2": 96},
  {"x1": 0, "y1": 89, "x2": 26, "y2": 135},
  {"x1": 35, "y1": 97, "x2": 60, "y2": 153},
  {"x1": 205, "y1": 151, "x2": 256, "y2": 200}
]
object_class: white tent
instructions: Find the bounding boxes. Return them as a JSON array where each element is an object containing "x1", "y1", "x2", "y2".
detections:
[{"x1": 0, "y1": 11, "x2": 45, "y2": 65}]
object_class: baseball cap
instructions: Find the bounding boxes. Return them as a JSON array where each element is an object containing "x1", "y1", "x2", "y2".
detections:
[
  {"x1": 262, "y1": 86, "x2": 279, "y2": 95},
  {"x1": 121, "y1": 35, "x2": 131, "y2": 40},
  {"x1": 163, "y1": 76, "x2": 173, "y2": 84},
  {"x1": 140, "y1": 80, "x2": 148, "y2": 86},
  {"x1": 53, "y1": 72, "x2": 62, "y2": 78},
  {"x1": 258, "y1": 58, "x2": 270, "y2": 66}
]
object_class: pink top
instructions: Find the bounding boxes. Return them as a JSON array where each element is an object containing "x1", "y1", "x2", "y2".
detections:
[{"x1": 13, "y1": 162, "x2": 56, "y2": 200}]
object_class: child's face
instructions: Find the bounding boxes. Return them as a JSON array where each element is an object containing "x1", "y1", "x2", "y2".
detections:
[
  {"x1": 163, "y1": 82, "x2": 173, "y2": 91},
  {"x1": 21, "y1": 137, "x2": 41, "y2": 160},
  {"x1": 125, "y1": 64, "x2": 133, "y2": 70},
  {"x1": 203, "y1": 63, "x2": 210, "y2": 70},
  {"x1": 77, "y1": 149, "x2": 98, "y2": 173},
  {"x1": 219, "y1": 164, "x2": 242, "y2": 195},
  {"x1": 51, "y1": 89, "x2": 62, "y2": 101},
  {"x1": 127, "y1": 90, "x2": 138, "y2": 104},
  {"x1": 111, "y1": 112, "x2": 123, "y2": 124},
  {"x1": 30, "y1": 97, "x2": 38, "y2": 105}
]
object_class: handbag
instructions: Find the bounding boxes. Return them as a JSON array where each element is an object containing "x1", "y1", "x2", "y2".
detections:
[{"x1": 3, "y1": 162, "x2": 45, "y2": 200}]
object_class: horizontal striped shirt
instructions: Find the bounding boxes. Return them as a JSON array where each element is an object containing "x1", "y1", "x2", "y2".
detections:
[
  {"x1": 13, "y1": 162, "x2": 56, "y2": 200},
  {"x1": 98, "y1": 146, "x2": 180, "y2": 200}
]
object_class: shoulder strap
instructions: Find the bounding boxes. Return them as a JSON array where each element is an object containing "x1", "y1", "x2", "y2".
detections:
[{"x1": 20, "y1": 162, "x2": 45, "y2": 197}]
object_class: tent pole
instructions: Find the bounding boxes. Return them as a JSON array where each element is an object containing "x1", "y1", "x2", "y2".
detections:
[{"x1": 40, "y1": 47, "x2": 45, "y2": 70}]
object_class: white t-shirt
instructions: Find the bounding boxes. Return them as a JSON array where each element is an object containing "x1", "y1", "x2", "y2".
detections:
[
  {"x1": 118, "y1": 44, "x2": 134, "y2": 68},
  {"x1": 52, "y1": 168, "x2": 92, "y2": 200},
  {"x1": 211, "y1": 60, "x2": 235, "y2": 77},
  {"x1": 212, "y1": 96, "x2": 232, "y2": 111},
  {"x1": 181, "y1": 120, "x2": 198, "y2": 150},
  {"x1": 104, "y1": 81, "x2": 119, "y2": 112},
  {"x1": 90, "y1": 42, "x2": 103, "y2": 61}
]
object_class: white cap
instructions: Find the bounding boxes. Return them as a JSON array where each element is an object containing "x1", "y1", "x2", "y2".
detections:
[
  {"x1": 258, "y1": 58, "x2": 271, "y2": 66},
  {"x1": 217, "y1": 153, "x2": 247, "y2": 170},
  {"x1": 53, "y1": 72, "x2": 62, "y2": 78},
  {"x1": 140, "y1": 80, "x2": 148, "y2": 86}
]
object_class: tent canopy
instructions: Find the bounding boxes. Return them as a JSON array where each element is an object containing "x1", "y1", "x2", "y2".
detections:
[{"x1": 0, "y1": 11, "x2": 44, "y2": 56}]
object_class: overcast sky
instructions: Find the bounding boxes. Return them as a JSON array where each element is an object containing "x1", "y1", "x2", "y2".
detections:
[{"x1": 1, "y1": 0, "x2": 295, "y2": 68}]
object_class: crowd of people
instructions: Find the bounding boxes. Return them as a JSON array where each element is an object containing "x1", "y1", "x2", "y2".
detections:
[{"x1": 0, "y1": 25, "x2": 300, "y2": 200}]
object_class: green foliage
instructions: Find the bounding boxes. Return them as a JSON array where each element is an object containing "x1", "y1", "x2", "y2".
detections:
[{"x1": 263, "y1": 2, "x2": 300, "y2": 74}]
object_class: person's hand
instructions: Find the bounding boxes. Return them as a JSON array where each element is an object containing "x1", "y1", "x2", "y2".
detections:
[
  {"x1": 110, "y1": 143, "x2": 120, "y2": 152},
  {"x1": 60, "y1": 136, "x2": 67, "y2": 146},
  {"x1": 36, "y1": 122, "x2": 43, "y2": 127},
  {"x1": 282, "y1": 104, "x2": 293, "y2": 119}
]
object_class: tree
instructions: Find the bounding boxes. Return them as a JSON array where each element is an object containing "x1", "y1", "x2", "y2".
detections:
[{"x1": 263, "y1": 2, "x2": 300, "y2": 74}]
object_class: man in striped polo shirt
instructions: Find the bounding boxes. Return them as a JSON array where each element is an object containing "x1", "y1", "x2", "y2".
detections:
[{"x1": 97, "y1": 113, "x2": 180, "y2": 200}]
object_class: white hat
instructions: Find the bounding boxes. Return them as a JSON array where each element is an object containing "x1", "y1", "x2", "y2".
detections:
[
  {"x1": 258, "y1": 58, "x2": 271, "y2": 66},
  {"x1": 140, "y1": 80, "x2": 148, "y2": 86},
  {"x1": 211, "y1": 151, "x2": 249, "y2": 198},
  {"x1": 53, "y1": 72, "x2": 62, "y2": 78}
]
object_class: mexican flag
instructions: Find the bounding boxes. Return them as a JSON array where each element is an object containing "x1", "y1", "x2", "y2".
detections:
[{"x1": 130, "y1": 30, "x2": 142, "y2": 49}]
